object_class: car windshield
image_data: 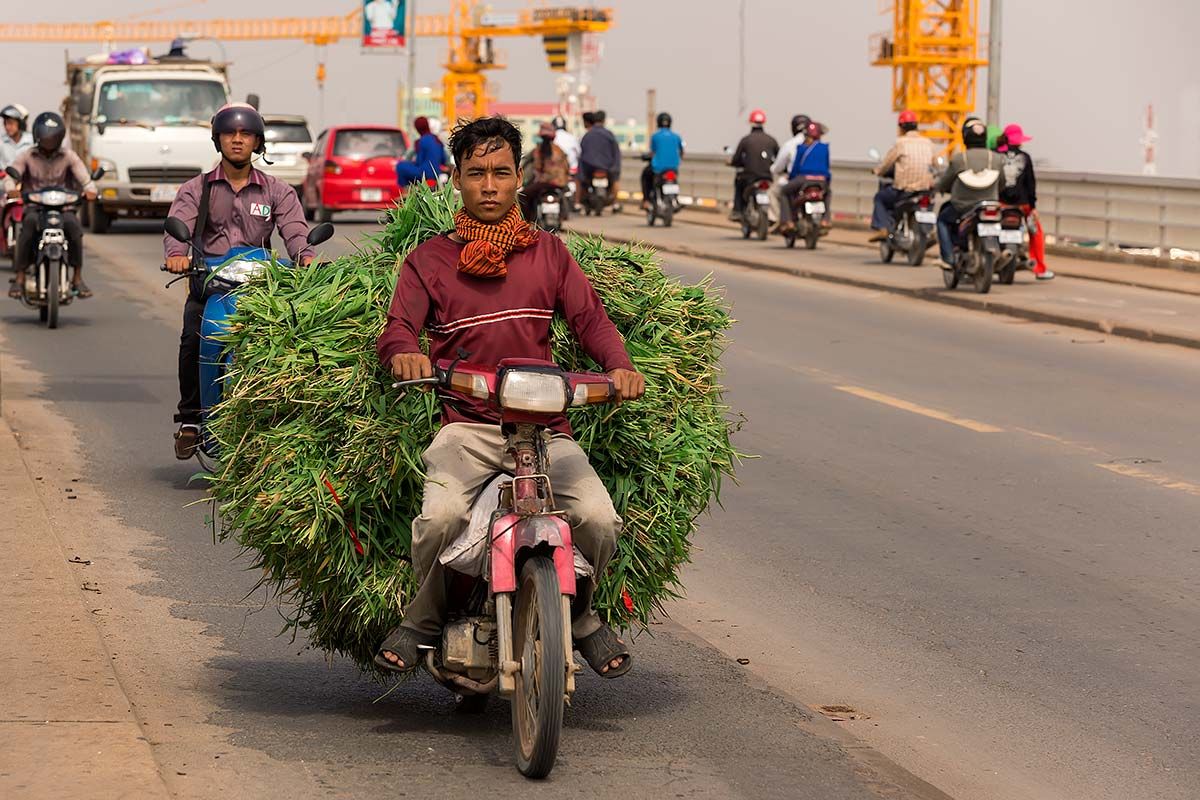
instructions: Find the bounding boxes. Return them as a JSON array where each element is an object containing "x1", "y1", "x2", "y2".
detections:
[
  {"x1": 332, "y1": 129, "x2": 407, "y2": 158},
  {"x1": 97, "y1": 80, "x2": 226, "y2": 127},
  {"x1": 265, "y1": 121, "x2": 312, "y2": 144}
]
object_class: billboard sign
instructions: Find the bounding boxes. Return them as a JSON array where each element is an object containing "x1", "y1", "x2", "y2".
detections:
[{"x1": 363, "y1": 0, "x2": 406, "y2": 48}]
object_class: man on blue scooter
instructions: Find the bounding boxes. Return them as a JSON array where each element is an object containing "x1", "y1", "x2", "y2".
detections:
[{"x1": 164, "y1": 103, "x2": 316, "y2": 459}]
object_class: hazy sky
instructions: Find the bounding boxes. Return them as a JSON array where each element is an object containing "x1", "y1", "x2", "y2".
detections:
[{"x1": 4, "y1": 1, "x2": 1198, "y2": 176}]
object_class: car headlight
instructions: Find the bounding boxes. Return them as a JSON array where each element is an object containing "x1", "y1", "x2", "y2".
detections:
[{"x1": 498, "y1": 370, "x2": 568, "y2": 413}]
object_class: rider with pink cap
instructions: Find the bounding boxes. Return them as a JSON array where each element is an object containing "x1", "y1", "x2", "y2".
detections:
[{"x1": 998, "y1": 123, "x2": 1053, "y2": 280}]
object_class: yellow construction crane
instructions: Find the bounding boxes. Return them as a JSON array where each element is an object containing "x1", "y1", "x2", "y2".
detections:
[
  {"x1": 0, "y1": 2, "x2": 613, "y2": 124},
  {"x1": 870, "y1": 0, "x2": 985, "y2": 155}
]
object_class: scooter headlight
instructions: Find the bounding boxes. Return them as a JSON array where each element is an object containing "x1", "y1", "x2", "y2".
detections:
[
  {"x1": 28, "y1": 190, "x2": 71, "y2": 206},
  {"x1": 498, "y1": 370, "x2": 568, "y2": 413},
  {"x1": 213, "y1": 258, "x2": 268, "y2": 284}
]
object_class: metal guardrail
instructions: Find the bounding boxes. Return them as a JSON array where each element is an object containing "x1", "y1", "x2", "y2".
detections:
[{"x1": 620, "y1": 152, "x2": 1200, "y2": 263}]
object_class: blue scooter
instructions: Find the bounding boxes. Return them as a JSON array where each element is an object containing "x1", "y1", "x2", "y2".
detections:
[{"x1": 163, "y1": 216, "x2": 334, "y2": 467}]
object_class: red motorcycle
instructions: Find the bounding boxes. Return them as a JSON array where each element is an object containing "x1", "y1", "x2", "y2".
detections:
[
  {"x1": 783, "y1": 176, "x2": 829, "y2": 250},
  {"x1": 393, "y1": 356, "x2": 617, "y2": 778},
  {"x1": 0, "y1": 194, "x2": 23, "y2": 264}
]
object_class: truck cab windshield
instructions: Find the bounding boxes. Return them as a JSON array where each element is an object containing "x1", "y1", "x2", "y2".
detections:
[{"x1": 96, "y1": 80, "x2": 225, "y2": 128}]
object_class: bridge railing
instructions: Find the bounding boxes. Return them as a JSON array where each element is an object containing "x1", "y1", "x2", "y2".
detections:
[{"x1": 619, "y1": 152, "x2": 1200, "y2": 264}]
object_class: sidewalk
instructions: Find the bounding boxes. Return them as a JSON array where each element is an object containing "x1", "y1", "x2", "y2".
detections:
[
  {"x1": 568, "y1": 211, "x2": 1200, "y2": 350},
  {"x1": 0, "y1": 415, "x2": 169, "y2": 799}
]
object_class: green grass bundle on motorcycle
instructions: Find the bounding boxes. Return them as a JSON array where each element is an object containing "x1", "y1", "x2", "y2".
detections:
[{"x1": 207, "y1": 182, "x2": 740, "y2": 670}]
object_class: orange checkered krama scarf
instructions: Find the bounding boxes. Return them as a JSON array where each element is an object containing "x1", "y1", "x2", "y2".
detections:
[{"x1": 454, "y1": 205, "x2": 539, "y2": 278}]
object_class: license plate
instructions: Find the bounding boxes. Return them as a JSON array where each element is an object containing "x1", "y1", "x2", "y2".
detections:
[
  {"x1": 360, "y1": 188, "x2": 383, "y2": 202},
  {"x1": 805, "y1": 201, "x2": 826, "y2": 214},
  {"x1": 150, "y1": 184, "x2": 178, "y2": 203},
  {"x1": 661, "y1": 183, "x2": 680, "y2": 195},
  {"x1": 540, "y1": 202, "x2": 560, "y2": 215},
  {"x1": 591, "y1": 178, "x2": 609, "y2": 189},
  {"x1": 977, "y1": 222, "x2": 1001, "y2": 237},
  {"x1": 915, "y1": 210, "x2": 936, "y2": 224},
  {"x1": 755, "y1": 192, "x2": 770, "y2": 205},
  {"x1": 999, "y1": 229, "x2": 1024, "y2": 244}
]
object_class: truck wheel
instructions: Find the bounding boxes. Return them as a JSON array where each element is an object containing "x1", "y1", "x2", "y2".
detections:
[{"x1": 89, "y1": 202, "x2": 111, "y2": 234}]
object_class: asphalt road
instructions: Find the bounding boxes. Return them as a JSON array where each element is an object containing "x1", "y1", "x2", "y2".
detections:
[{"x1": 3, "y1": 216, "x2": 1198, "y2": 800}]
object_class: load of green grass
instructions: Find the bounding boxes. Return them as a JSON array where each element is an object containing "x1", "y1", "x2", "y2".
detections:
[{"x1": 208, "y1": 183, "x2": 738, "y2": 669}]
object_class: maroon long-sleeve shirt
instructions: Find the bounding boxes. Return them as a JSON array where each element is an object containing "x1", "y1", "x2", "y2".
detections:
[{"x1": 377, "y1": 230, "x2": 634, "y2": 434}]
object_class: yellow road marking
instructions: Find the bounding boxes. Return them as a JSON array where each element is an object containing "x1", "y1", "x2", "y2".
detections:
[
  {"x1": 1094, "y1": 463, "x2": 1200, "y2": 497},
  {"x1": 834, "y1": 385, "x2": 1004, "y2": 433}
]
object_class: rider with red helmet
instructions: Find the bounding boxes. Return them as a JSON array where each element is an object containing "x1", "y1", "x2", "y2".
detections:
[
  {"x1": 729, "y1": 108, "x2": 779, "y2": 221},
  {"x1": 869, "y1": 110, "x2": 936, "y2": 241}
]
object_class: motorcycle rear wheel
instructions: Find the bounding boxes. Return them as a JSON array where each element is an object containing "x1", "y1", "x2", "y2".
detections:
[
  {"x1": 942, "y1": 266, "x2": 960, "y2": 289},
  {"x1": 973, "y1": 250, "x2": 995, "y2": 294},
  {"x1": 660, "y1": 198, "x2": 674, "y2": 228},
  {"x1": 879, "y1": 239, "x2": 895, "y2": 263},
  {"x1": 511, "y1": 555, "x2": 565, "y2": 779},
  {"x1": 804, "y1": 226, "x2": 819, "y2": 250},
  {"x1": 908, "y1": 226, "x2": 927, "y2": 266},
  {"x1": 755, "y1": 209, "x2": 769, "y2": 240}
]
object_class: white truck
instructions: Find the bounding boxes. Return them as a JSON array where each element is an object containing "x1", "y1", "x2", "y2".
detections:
[{"x1": 63, "y1": 56, "x2": 231, "y2": 233}]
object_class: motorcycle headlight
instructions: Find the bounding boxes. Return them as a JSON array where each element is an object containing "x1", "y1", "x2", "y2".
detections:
[
  {"x1": 28, "y1": 190, "x2": 71, "y2": 206},
  {"x1": 498, "y1": 370, "x2": 568, "y2": 413},
  {"x1": 212, "y1": 258, "x2": 268, "y2": 284}
]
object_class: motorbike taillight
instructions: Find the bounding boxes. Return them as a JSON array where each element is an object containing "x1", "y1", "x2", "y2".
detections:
[
  {"x1": 1001, "y1": 209, "x2": 1024, "y2": 228},
  {"x1": 979, "y1": 208, "x2": 1001, "y2": 221},
  {"x1": 425, "y1": 178, "x2": 438, "y2": 188},
  {"x1": 757, "y1": 180, "x2": 771, "y2": 190},
  {"x1": 663, "y1": 170, "x2": 677, "y2": 182},
  {"x1": 918, "y1": 195, "x2": 931, "y2": 209},
  {"x1": 804, "y1": 187, "x2": 823, "y2": 200}
]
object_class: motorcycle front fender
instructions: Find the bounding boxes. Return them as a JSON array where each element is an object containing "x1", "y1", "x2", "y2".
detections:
[{"x1": 489, "y1": 513, "x2": 577, "y2": 596}]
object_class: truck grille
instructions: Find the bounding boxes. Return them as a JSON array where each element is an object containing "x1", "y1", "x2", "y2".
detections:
[{"x1": 128, "y1": 167, "x2": 202, "y2": 184}]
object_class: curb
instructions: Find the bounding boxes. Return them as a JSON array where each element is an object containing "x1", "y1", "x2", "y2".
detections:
[{"x1": 571, "y1": 228, "x2": 1200, "y2": 352}]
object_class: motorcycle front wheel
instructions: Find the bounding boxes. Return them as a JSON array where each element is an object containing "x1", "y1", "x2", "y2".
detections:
[
  {"x1": 879, "y1": 238, "x2": 895, "y2": 263},
  {"x1": 511, "y1": 555, "x2": 565, "y2": 779},
  {"x1": 45, "y1": 260, "x2": 60, "y2": 329}
]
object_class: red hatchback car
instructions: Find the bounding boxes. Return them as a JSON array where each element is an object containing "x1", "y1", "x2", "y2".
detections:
[{"x1": 301, "y1": 125, "x2": 410, "y2": 221}]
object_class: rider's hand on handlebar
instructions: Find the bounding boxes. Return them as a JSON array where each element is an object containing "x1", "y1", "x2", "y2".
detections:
[
  {"x1": 5, "y1": 189, "x2": 18, "y2": 200},
  {"x1": 608, "y1": 368, "x2": 645, "y2": 403},
  {"x1": 165, "y1": 255, "x2": 192, "y2": 274},
  {"x1": 84, "y1": 189, "x2": 98, "y2": 201},
  {"x1": 391, "y1": 352, "x2": 434, "y2": 383}
]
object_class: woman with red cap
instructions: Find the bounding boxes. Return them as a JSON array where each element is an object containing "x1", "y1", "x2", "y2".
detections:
[
  {"x1": 395, "y1": 116, "x2": 447, "y2": 188},
  {"x1": 998, "y1": 123, "x2": 1053, "y2": 280}
]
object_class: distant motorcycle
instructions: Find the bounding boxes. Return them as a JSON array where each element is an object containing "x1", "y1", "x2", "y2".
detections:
[
  {"x1": 878, "y1": 180, "x2": 936, "y2": 266},
  {"x1": 995, "y1": 204, "x2": 1032, "y2": 285},
  {"x1": 162, "y1": 215, "x2": 334, "y2": 468},
  {"x1": 5, "y1": 164, "x2": 104, "y2": 328},
  {"x1": 582, "y1": 170, "x2": 612, "y2": 216},
  {"x1": 535, "y1": 185, "x2": 566, "y2": 233},
  {"x1": 739, "y1": 177, "x2": 772, "y2": 240},
  {"x1": 943, "y1": 200, "x2": 1002, "y2": 294},
  {"x1": 643, "y1": 154, "x2": 681, "y2": 227},
  {"x1": 783, "y1": 176, "x2": 828, "y2": 250}
]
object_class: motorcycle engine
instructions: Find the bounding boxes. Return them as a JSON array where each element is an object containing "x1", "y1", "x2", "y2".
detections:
[{"x1": 441, "y1": 617, "x2": 497, "y2": 679}]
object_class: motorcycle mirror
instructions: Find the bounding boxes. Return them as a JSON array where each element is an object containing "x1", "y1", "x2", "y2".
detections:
[
  {"x1": 301, "y1": 151, "x2": 312, "y2": 160},
  {"x1": 4, "y1": 166, "x2": 20, "y2": 181},
  {"x1": 306, "y1": 221, "x2": 334, "y2": 247},
  {"x1": 163, "y1": 216, "x2": 192, "y2": 244},
  {"x1": 722, "y1": 145, "x2": 733, "y2": 155},
  {"x1": 867, "y1": 147, "x2": 881, "y2": 162},
  {"x1": 90, "y1": 167, "x2": 105, "y2": 181},
  {"x1": 935, "y1": 156, "x2": 947, "y2": 167}
]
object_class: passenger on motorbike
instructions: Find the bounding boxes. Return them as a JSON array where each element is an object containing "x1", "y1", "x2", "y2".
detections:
[
  {"x1": 778, "y1": 121, "x2": 831, "y2": 233},
  {"x1": 164, "y1": 103, "x2": 317, "y2": 459},
  {"x1": 998, "y1": 123, "x2": 1053, "y2": 280},
  {"x1": 728, "y1": 108, "x2": 778, "y2": 222},
  {"x1": 640, "y1": 111, "x2": 684, "y2": 212},
  {"x1": 579, "y1": 110, "x2": 623, "y2": 213},
  {"x1": 551, "y1": 115, "x2": 580, "y2": 173},
  {"x1": 869, "y1": 110, "x2": 935, "y2": 241},
  {"x1": 395, "y1": 115, "x2": 447, "y2": 188},
  {"x1": 5, "y1": 111, "x2": 96, "y2": 300},
  {"x1": 375, "y1": 115, "x2": 644, "y2": 678},
  {"x1": 519, "y1": 121, "x2": 570, "y2": 221},
  {"x1": 0, "y1": 104, "x2": 32, "y2": 169},
  {"x1": 935, "y1": 117, "x2": 1004, "y2": 266}
]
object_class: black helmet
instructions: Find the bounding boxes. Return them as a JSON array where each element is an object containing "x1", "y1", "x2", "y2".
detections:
[
  {"x1": 791, "y1": 114, "x2": 811, "y2": 135},
  {"x1": 210, "y1": 103, "x2": 266, "y2": 156},
  {"x1": 1, "y1": 103, "x2": 29, "y2": 133},
  {"x1": 31, "y1": 111, "x2": 66, "y2": 151},
  {"x1": 961, "y1": 116, "x2": 987, "y2": 148},
  {"x1": 551, "y1": 115, "x2": 567, "y2": 131},
  {"x1": 656, "y1": 111, "x2": 672, "y2": 129}
]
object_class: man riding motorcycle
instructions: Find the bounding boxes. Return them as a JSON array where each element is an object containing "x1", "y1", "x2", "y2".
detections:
[
  {"x1": 935, "y1": 117, "x2": 1004, "y2": 266},
  {"x1": 869, "y1": 110, "x2": 935, "y2": 241},
  {"x1": 778, "y1": 121, "x2": 831, "y2": 233},
  {"x1": 375, "y1": 115, "x2": 645, "y2": 679},
  {"x1": 641, "y1": 111, "x2": 684, "y2": 212},
  {"x1": 770, "y1": 114, "x2": 827, "y2": 231},
  {"x1": 729, "y1": 108, "x2": 778, "y2": 222},
  {"x1": 395, "y1": 115, "x2": 447, "y2": 188},
  {"x1": 579, "y1": 110, "x2": 623, "y2": 213},
  {"x1": 551, "y1": 115, "x2": 580, "y2": 173},
  {"x1": 0, "y1": 104, "x2": 32, "y2": 169},
  {"x1": 5, "y1": 111, "x2": 96, "y2": 300},
  {"x1": 164, "y1": 103, "x2": 317, "y2": 459},
  {"x1": 520, "y1": 121, "x2": 570, "y2": 221}
]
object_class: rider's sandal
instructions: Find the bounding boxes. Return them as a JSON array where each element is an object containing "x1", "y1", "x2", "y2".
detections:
[
  {"x1": 8, "y1": 280, "x2": 19, "y2": 299},
  {"x1": 575, "y1": 624, "x2": 632, "y2": 679},
  {"x1": 73, "y1": 281, "x2": 93, "y2": 299},
  {"x1": 374, "y1": 626, "x2": 438, "y2": 675}
]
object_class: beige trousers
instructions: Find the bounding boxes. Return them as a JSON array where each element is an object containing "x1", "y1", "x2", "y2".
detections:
[{"x1": 402, "y1": 422, "x2": 620, "y2": 639}]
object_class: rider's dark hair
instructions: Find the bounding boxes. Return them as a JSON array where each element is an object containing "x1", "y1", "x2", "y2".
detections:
[
  {"x1": 449, "y1": 116, "x2": 522, "y2": 171},
  {"x1": 899, "y1": 121, "x2": 918, "y2": 133},
  {"x1": 594, "y1": 110, "x2": 607, "y2": 124}
]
